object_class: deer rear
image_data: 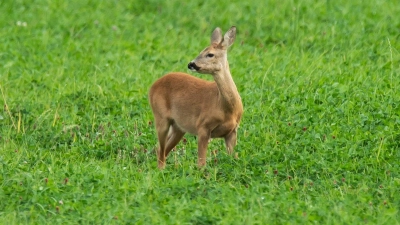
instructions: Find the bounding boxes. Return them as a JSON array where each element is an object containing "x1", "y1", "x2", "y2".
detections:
[{"x1": 148, "y1": 26, "x2": 243, "y2": 169}]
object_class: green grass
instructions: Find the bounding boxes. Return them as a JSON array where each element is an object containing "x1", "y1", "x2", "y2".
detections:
[{"x1": 1, "y1": 0, "x2": 400, "y2": 224}]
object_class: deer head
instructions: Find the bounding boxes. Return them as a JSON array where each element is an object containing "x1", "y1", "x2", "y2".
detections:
[{"x1": 188, "y1": 26, "x2": 236, "y2": 75}]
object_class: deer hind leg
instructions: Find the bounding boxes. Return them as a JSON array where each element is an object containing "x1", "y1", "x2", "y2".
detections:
[
  {"x1": 224, "y1": 129, "x2": 237, "y2": 155},
  {"x1": 155, "y1": 118, "x2": 170, "y2": 169},
  {"x1": 164, "y1": 124, "x2": 185, "y2": 157}
]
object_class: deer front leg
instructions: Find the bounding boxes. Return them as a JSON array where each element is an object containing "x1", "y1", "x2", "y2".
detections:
[{"x1": 197, "y1": 129, "x2": 211, "y2": 167}]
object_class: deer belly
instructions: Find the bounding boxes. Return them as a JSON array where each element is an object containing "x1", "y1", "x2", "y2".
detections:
[
  {"x1": 211, "y1": 122, "x2": 236, "y2": 138},
  {"x1": 173, "y1": 119, "x2": 198, "y2": 135}
]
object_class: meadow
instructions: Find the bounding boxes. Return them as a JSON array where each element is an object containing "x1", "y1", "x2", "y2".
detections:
[{"x1": 1, "y1": 0, "x2": 400, "y2": 224}]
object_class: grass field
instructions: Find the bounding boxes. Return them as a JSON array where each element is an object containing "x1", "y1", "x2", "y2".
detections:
[{"x1": 1, "y1": 0, "x2": 400, "y2": 224}]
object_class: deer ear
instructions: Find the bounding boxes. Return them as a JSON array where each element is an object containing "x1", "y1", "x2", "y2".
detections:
[
  {"x1": 221, "y1": 26, "x2": 237, "y2": 49},
  {"x1": 211, "y1": 27, "x2": 223, "y2": 45}
]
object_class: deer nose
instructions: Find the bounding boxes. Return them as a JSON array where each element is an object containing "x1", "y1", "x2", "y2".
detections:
[
  {"x1": 188, "y1": 62, "x2": 195, "y2": 69},
  {"x1": 188, "y1": 61, "x2": 200, "y2": 71}
]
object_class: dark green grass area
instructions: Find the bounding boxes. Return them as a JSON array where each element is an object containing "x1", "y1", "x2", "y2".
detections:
[{"x1": 1, "y1": 0, "x2": 400, "y2": 224}]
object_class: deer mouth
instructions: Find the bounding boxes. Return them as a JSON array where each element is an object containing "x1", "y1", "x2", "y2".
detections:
[{"x1": 188, "y1": 62, "x2": 201, "y2": 71}]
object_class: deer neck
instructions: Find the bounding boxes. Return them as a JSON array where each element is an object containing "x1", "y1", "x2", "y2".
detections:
[{"x1": 213, "y1": 60, "x2": 241, "y2": 112}]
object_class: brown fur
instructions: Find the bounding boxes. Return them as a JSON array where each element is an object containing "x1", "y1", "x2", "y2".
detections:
[{"x1": 148, "y1": 26, "x2": 243, "y2": 168}]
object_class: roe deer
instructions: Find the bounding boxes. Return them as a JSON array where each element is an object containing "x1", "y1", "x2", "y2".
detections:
[{"x1": 148, "y1": 26, "x2": 243, "y2": 169}]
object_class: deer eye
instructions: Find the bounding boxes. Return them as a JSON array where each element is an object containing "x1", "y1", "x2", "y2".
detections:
[{"x1": 206, "y1": 53, "x2": 214, "y2": 58}]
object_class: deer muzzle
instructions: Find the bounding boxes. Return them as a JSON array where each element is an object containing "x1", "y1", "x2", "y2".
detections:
[{"x1": 188, "y1": 61, "x2": 200, "y2": 71}]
